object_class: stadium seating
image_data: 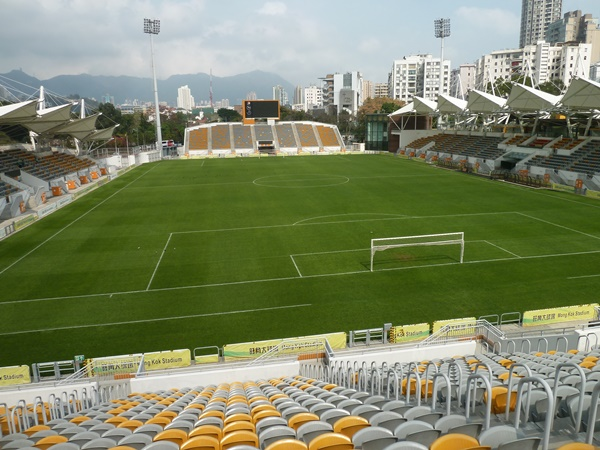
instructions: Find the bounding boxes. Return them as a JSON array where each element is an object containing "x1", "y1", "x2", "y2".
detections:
[{"x1": 187, "y1": 129, "x2": 209, "y2": 151}]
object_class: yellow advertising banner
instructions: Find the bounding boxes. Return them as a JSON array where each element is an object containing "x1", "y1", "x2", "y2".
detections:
[
  {"x1": 195, "y1": 354, "x2": 220, "y2": 364},
  {"x1": 0, "y1": 365, "x2": 31, "y2": 387},
  {"x1": 390, "y1": 323, "x2": 430, "y2": 343},
  {"x1": 87, "y1": 354, "x2": 143, "y2": 377},
  {"x1": 223, "y1": 332, "x2": 347, "y2": 361},
  {"x1": 143, "y1": 349, "x2": 191, "y2": 371},
  {"x1": 523, "y1": 304, "x2": 599, "y2": 326},
  {"x1": 432, "y1": 317, "x2": 477, "y2": 334}
]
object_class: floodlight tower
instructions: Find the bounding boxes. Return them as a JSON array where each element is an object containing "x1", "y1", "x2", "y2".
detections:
[
  {"x1": 144, "y1": 18, "x2": 162, "y2": 153},
  {"x1": 434, "y1": 18, "x2": 450, "y2": 98}
]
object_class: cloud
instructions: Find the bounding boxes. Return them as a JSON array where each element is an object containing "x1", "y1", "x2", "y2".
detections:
[
  {"x1": 358, "y1": 38, "x2": 381, "y2": 54},
  {"x1": 455, "y1": 6, "x2": 519, "y2": 37},
  {"x1": 258, "y1": 1, "x2": 287, "y2": 16}
]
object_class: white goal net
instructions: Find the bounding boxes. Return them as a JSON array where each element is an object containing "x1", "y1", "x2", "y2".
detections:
[{"x1": 370, "y1": 232, "x2": 464, "y2": 272}]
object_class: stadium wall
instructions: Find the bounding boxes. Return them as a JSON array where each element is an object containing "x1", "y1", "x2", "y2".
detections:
[
  {"x1": 330, "y1": 341, "x2": 476, "y2": 368},
  {"x1": 131, "y1": 361, "x2": 300, "y2": 392}
]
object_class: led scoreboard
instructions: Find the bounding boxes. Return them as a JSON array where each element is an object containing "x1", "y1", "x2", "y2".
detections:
[{"x1": 243, "y1": 100, "x2": 280, "y2": 120}]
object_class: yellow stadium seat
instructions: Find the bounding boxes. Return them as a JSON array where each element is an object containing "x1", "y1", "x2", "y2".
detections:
[
  {"x1": 188, "y1": 425, "x2": 222, "y2": 441},
  {"x1": 220, "y1": 430, "x2": 259, "y2": 450},
  {"x1": 35, "y1": 435, "x2": 68, "y2": 450},
  {"x1": 332, "y1": 416, "x2": 370, "y2": 438},
  {"x1": 180, "y1": 435, "x2": 219, "y2": 450},
  {"x1": 307, "y1": 432, "x2": 353, "y2": 450},
  {"x1": 265, "y1": 438, "x2": 308, "y2": 450},
  {"x1": 430, "y1": 433, "x2": 480, "y2": 450},
  {"x1": 288, "y1": 412, "x2": 319, "y2": 431},
  {"x1": 153, "y1": 429, "x2": 187, "y2": 446}
]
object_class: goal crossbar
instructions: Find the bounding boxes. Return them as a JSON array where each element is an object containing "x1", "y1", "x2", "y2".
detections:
[{"x1": 370, "y1": 232, "x2": 464, "y2": 272}]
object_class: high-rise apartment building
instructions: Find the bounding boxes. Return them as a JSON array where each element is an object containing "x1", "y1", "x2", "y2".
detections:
[
  {"x1": 520, "y1": 0, "x2": 562, "y2": 48},
  {"x1": 304, "y1": 85, "x2": 323, "y2": 111},
  {"x1": 474, "y1": 40, "x2": 591, "y2": 88},
  {"x1": 547, "y1": 10, "x2": 600, "y2": 64},
  {"x1": 293, "y1": 85, "x2": 303, "y2": 105},
  {"x1": 272, "y1": 85, "x2": 289, "y2": 106},
  {"x1": 319, "y1": 72, "x2": 363, "y2": 114},
  {"x1": 449, "y1": 64, "x2": 476, "y2": 99},
  {"x1": 388, "y1": 54, "x2": 450, "y2": 103},
  {"x1": 176, "y1": 85, "x2": 195, "y2": 112}
]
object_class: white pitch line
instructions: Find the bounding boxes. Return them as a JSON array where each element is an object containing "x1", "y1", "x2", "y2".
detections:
[
  {"x1": 517, "y1": 212, "x2": 600, "y2": 241},
  {"x1": 0, "y1": 165, "x2": 158, "y2": 278},
  {"x1": 0, "y1": 303, "x2": 312, "y2": 337},
  {"x1": 567, "y1": 274, "x2": 600, "y2": 280},
  {"x1": 484, "y1": 240, "x2": 521, "y2": 258},
  {"x1": 147, "y1": 233, "x2": 172, "y2": 290},
  {"x1": 174, "y1": 211, "x2": 517, "y2": 235},
  {"x1": 4, "y1": 247, "x2": 600, "y2": 306},
  {"x1": 290, "y1": 255, "x2": 302, "y2": 277}
]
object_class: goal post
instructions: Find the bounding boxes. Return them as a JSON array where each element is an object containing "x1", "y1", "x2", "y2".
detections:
[{"x1": 370, "y1": 232, "x2": 464, "y2": 272}]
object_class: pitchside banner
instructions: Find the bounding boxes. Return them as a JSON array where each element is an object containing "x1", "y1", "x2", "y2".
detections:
[
  {"x1": 390, "y1": 323, "x2": 430, "y2": 343},
  {"x1": 523, "y1": 304, "x2": 599, "y2": 326},
  {"x1": 143, "y1": 349, "x2": 191, "y2": 371},
  {"x1": 88, "y1": 349, "x2": 193, "y2": 376},
  {"x1": 432, "y1": 317, "x2": 477, "y2": 334},
  {"x1": 223, "y1": 332, "x2": 347, "y2": 361},
  {"x1": 0, "y1": 365, "x2": 31, "y2": 386}
]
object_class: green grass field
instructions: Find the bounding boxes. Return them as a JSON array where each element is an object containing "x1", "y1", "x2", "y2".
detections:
[{"x1": 1, "y1": 154, "x2": 600, "y2": 367}]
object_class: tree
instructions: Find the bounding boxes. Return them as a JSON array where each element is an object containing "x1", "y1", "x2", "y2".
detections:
[
  {"x1": 355, "y1": 97, "x2": 405, "y2": 143},
  {"x1": 217, "y1": 108, "x2": 242, "y2": 122}
]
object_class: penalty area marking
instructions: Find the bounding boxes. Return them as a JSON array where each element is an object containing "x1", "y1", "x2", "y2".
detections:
[
  {"x1": 0, "y1": 303, "x2": 312, "y2": 337},
  {"x1": 567, "y1": 274, "x2": 600, "y2": 280}
]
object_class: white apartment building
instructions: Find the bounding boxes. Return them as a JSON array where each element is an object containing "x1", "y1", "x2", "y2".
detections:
[
  {"x1": 272, "y1": 85, "x2": 289, "y2": 106},
  {"x1": 474, "y1": 40, "x2": 591, "y2": 89},
  {"x1": 176, "y1": 85, "x2": 195, "y2": 112},
  {"x1": 388, "y1": 54, "x2": 451, "y2": 103},
  {"x1": 304, "y1": 85, "x2": 323, "y2": 111},
  {"x1": 449, "y1": 64, "x2": 476, "y2": 99},
  {"x1": 547, "y1": 10, "x2": 600, "y2": 64},
  {"x1": 374, "y1": 83, "x2": 389, "y2": 98},
  {"x1": 319, "y1": 72, "x2": 363, "y2": 114},
  {"x1": 520, "y1": 0, "x2": 562, "y2": 48}
]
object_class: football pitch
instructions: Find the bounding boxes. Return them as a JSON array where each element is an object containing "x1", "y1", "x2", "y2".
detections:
[{"x1": 1, "y1": 153, "x2": 600, "y2": 367}]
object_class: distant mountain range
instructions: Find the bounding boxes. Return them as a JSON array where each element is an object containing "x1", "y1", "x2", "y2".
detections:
[{"x1": 0, "y1": 69, "x2": 296, "y2": 106}]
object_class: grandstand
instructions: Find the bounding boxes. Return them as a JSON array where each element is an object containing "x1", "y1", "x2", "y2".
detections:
[
  {"x1": 185, "y1": 122, "x2": 345, "y2": 156},
  {"x1": 2, "y1": 316, "x2": 600, "y2": 449}
]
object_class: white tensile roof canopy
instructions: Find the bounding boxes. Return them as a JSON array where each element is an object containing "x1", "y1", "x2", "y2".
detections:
[
  {"x1": 560, "y1": 77, "x2": 600, "y2": 110},
  {"x1": 466, "y1": 89, "x2": 507, "y2": 114},
  {"x1": 437, "y1": 94, "x2": 468, "y2": 115},
  {"x1": 506, "y1": 83, "x2": 561, "y2": 112},
  {"x1": 0, "y1": 100, "x2": 39, "y2": 123}
]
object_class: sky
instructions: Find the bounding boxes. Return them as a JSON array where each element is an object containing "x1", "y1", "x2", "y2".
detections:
[{"x1": 1, "y1": 0, "x2": 599, "y2": 89}]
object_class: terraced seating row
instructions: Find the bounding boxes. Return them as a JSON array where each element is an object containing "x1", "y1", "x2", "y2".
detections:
[
  {"x1": 253, "y1": 126, "x2": 274, "y2": 143},
  {"x1": 296, "y1": 124, "x2": 319, "y2": 148},
  {"x1": 211, "y1": 126, "x2": 231, "y2": 151},
  {"x1": 316, "y1": 126, "x2": 340, "y2": 147},
  {"x1": 503, "y1": 135, "x2": 529, "y2": 146},
  {"x1": 231, "y1": 126, "x2": 253, "y2": 150},
  {"x1": 275, "y1": 124, "x2": 296, "y2": 149},
  {"x1": 188, "y1": 129, "x2": 209, "y2": 151},
  {"x1": 0, "y1": 181, "x2": 20, "y2": 198},
  {"x1": 529, "y1": 140, "x2": 600, "y2": 175},
  {"x1": 4, "y1": 346, "x2": 600, "y2": 450}
]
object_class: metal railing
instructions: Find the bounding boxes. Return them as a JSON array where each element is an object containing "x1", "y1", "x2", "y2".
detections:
[{"x1": 417, "y1": 319, "x2": 505, "y2": 347}]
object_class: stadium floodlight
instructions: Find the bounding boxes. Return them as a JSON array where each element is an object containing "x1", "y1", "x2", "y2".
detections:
[
  {"x1": 144, "y1": 18, "x2": 162, "y2": 155},
  {"x1": 370, "y1": 232, "x2": 464, "y2": 272},
  {"x1": 434, "y1": 18, "x2": 450, "y2": 99}
]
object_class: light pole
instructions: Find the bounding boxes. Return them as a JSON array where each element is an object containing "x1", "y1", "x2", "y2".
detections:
[
  {"x1": 434, "y1": 18, "x2": 450, "y2": 99},
  {"x1": 144, "y1": 18, "x2": 162, "y2": 154}
]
